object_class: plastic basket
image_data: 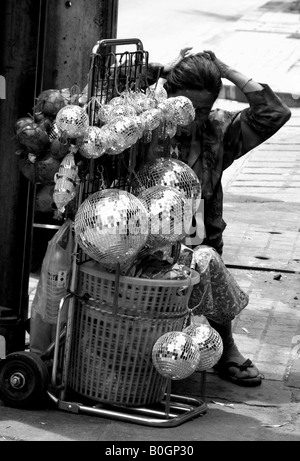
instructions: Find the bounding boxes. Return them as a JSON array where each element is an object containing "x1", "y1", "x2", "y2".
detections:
[
  {"x1": 75, "y1": 260, "x2": 200, "y2": 316},
  {"x1": 68, "y1": 301, "x2": 188, "y2": 406},
  {"x1": 67, "y1": 262, "x2": 200, "y2": 406}
]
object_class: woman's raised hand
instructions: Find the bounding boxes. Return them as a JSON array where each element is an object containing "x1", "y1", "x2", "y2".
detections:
[
  {"x1": 163, "y1": 47, "x2": 194, "y2": 72},
  {"x1": 203, "y1": 50, "x2": 231, "y2": 79}
]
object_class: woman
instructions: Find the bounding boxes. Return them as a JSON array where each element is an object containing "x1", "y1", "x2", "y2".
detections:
[{"x1": 148, "y1": 49, "x2": 291, "y2": 386}]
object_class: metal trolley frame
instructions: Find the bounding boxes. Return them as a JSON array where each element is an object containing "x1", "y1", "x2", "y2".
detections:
[{"x1": 0, "y1": 38, "x2": 207, "y2": 427}]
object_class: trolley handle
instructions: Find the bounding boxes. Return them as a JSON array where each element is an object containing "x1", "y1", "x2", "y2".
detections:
[{"x1": 93, "y1": 38, "x2": 144, "y2": 54}]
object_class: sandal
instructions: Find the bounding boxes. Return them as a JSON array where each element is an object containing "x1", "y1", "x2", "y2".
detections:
[{"x1": 214, "y1": 358, "x2": 263, "y2": 387}]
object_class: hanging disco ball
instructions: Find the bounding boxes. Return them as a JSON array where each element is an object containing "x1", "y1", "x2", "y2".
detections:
[
  {"x1": 130, "y1": 91, "x2": 154, "y2": 114},
  {"x1": 98, "y1": 103, "x2": 137, "y2": 124},
  {"x1": 55, "y1": 104, "x2": 89, "y2": 138},
  {"x1": 106, "y1": 115, "x2": 140, "y2": 151},
  {"x1": 183, "y1": 324, "x2": 223, "y2": 372},
  {"x1": 98, "y1": 104, "x2": 114, "y2": 123},
  {"x1": 99, "y1": 124, "x2": 124, "y2": 156},
  {"x1": 140, "y1": 108, "x2": 162, "y2": 131},
  {"x1": 74, "y1": 189, "x2": 149, "y2": 269},
  {"x1": 79, "y1": 126, "x2": 108, "y2": 159},
  {"x1": 101, "y1": 116, "x2": 140, "y2": 155},
  {"x1": 137, "y1": 185, "x2": 191, "y2": 248},
  {"x1": 108, "y1": 96, "x2": 126, "y2": 107},
  {"x1": 146, "y1": 85, "x2": 168, "y2": 104},
  {"x1": 106, "y1": 104, "x2": 137, "y2": 123},
  {"x1": 152, "y1": 331, "x2": 201, "y2": 380},
  {"x1": 167, "y1": 96, "x2": 195, "y2": 126},
  {"x1": 159, "y1": 120, "x2": 178, "y2": 140},
  {"x1": 157, "y1": 99, "x2": 176, "y2": 122},
  {"x1": 131, "y1": 157, "x2": 201, "y2": 214},
  {"x1": 131, "y1": 115, "x2": 146, "y2": 139}
]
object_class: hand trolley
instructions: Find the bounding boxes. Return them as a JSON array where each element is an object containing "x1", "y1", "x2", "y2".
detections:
[{"x1": 0, "y1": 39, "x2": 207, "y2": 427}]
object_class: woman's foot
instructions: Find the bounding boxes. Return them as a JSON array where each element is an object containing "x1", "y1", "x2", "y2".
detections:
[{"x1": 214, "y1": 341, "x2": 263, "y2": 387}]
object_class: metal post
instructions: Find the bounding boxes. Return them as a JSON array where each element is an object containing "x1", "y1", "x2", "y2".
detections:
[
  {"x1": 0, "y1": 0, "x2": 41, "y2": 353},
  {"x1": 0, "y1": 0, "x2": 119, "y2": 354},
  {"x1": 41, "y1": 0, "x2": 119, "y2": 91}
]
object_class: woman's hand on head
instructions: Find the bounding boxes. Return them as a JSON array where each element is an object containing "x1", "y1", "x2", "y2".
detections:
[
  {"x1": 203, "y1": 50, "x2": 230, "y2": 79},
  {"x1": 203, "y1": 49, "x2": 264, "y2": 92},
  {"x1": 179, "y1": 46, "x2": 194, "y2": 59},
  {"x1": 163, "y1": 47, "x2": 194, "y2": 72}
]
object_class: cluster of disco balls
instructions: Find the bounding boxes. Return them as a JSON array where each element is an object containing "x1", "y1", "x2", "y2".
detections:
[
  {"x1": 152, "y1": 324, "x2": 223, "y2": 380},
  {"x1": 54, "y1": 86, "x2": 196, "y2": 160},
  {"x1": 47, "y1": 93, "x2": 195, "y2": 218},
  {"x1": 74, "y1": 157, "x2": 202, "y2": 271},
  {"x1": 15, "y1": 79, "x2": 196, "y2": 182},
  {"x1": 16, "y1": 82, "x2": 196, "y2": 165},
  {"x1": 15, "y1": 81, "x2": 197, "y2": 223}
]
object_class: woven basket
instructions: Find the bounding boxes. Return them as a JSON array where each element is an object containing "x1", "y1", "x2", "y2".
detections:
[{"x1": 67, "y1": 261, "x2": 200, "y2": 406}]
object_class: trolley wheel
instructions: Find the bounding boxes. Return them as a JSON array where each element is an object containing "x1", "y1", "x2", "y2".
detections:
[{"x1": 0, "y1": 351, "x2": 49, "y2": 408}]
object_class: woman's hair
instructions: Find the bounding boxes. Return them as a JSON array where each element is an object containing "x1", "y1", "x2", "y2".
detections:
[{"x1": 164, "y1": 52, "x2": 222, "y2": 98}]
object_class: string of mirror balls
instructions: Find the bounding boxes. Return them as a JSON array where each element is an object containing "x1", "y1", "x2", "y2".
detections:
[
  {"x1": 15, "y1": 86, "x2": 185, "y2": 166},
  {"x1": 54, "y1": 89, "x2": 195, "y2": 160},
  {"x1": 73, "y1": 158, "x2": 201, "y2": 270},
  {"x1": 152, "y1": 324, "x2": 223, "y2": 380},
  {"x1": 15, "y1": 88, "x2": 196, "y2": 217}
]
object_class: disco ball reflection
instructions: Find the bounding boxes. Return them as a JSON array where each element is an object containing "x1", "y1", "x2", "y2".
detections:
[
  {"x1": 131, "y1": 157, "x2": 201, "y2": 215},
  {"x1": 138, "y1": 185, "x2": 191, "y2": 248},
  {"x1": 74, "y1": 189, "x2": 149, "y2": 269},
  {"x1": 152, "y1": 331, "x2": 201, "y2": 380},
  {"x1": 183, "y1": 324, "x2": 223, "y2": 372}
]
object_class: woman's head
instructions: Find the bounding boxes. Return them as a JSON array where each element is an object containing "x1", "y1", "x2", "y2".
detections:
[
  {"x1": 164, "y1": 52, "x2": 222, "y2": 96},
  {"x1": 164, "y1": 53, "x2": 222, "y2": 126}
]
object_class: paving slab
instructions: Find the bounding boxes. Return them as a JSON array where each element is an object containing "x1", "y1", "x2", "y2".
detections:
[
  {"x1": 230, "y1": 269, "x2": 300, "y2": 381},
  {"x1": 220, "y1": 105, "x2": 300, "y2": 397},
  {"x1": 222, "y1": 108, "x2": 300, "y2": 271},
  {"x1": 1, "y1": 371, "x2": 299, "y2": 442}
]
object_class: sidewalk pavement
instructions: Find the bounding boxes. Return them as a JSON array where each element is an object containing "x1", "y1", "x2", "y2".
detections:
[
  {"x1": 216, "y1": 0, "x2": 300, "y2": 106},
  {"x1": 118, "y1": 0, "x2": 300, "y2": 107},
  {"x1": 1, "y1": 0, "x2": 300, "y2": 442}
]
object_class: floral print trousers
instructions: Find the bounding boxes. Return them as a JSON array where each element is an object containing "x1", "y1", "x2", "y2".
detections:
[{"x1": 187, "y1": 245, "x2": 249, "y2": 324}]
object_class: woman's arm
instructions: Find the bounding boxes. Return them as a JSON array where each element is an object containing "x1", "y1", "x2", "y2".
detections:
[
  {"x1": 200, "y1": 51, "x2": 292, "y2": 168},
  {"x1": 203, "y1": 50, "x2": 263, "y2": 93},
  {"x1": 220, "y1": 85, "x2": 292, "y2": 169}
]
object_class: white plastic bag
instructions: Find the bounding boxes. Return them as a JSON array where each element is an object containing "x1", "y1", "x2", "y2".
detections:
[{"x1": 30, "y1": 219, "x2": 74, "y2": 354}]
